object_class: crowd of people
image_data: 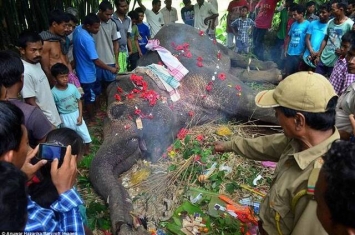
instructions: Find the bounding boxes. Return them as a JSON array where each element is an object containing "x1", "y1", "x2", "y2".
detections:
[{"x1": 1, "y1": 0, "x2": 355, "y2": 234}]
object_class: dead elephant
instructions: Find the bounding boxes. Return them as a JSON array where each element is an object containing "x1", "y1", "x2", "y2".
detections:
[{"x1": 89, "y1": 23, "x2": 277, "y2": 234}]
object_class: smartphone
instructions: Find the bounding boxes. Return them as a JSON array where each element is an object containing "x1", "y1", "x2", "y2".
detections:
[{"x1": 37, "y1": 143, "x2": 66, "y2": 167}]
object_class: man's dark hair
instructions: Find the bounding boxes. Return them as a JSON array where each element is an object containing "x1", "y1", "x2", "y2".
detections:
[
  {"x1": 0, "y1": 161, "x2": 28, "y2": 231},
  {"x1": 333, "y1": 0, "x2": 348, "y2": 11},
  {"x1": 0, "y1": 50, "x2": 24, "y2": 88},
  {"x1": 99, "y1": 0, "x2": 114, "y2": 11},
  {"x1": 51, "y1": 63, "x2": 69, "y2": 78},
  {"x1": 128, "y1": 10, "x2": 139, "y2": 20},
  {"x1": 306, "y1": 1, "x2": 316, "y2": 8},
  {"x1": 48, "y1": 9, "x2": 70, "y2": 26},
  {"x1": 67, "y1": 13, "x2": 79, "y2": 24},
  {"x1": 28, "y1": 128, "x2": 84, "y2": 208},
  {"x1": 83, "y1": 13, "x2": 100, "y2": 25},
  {"x1": 241, "y1": 5, "x2": 249, "y2": 11},
  {"x1": 152, "y1": 0, "x2": 161, "y2": 6},
  {"x1": 322, "y1": 140, "x2": 355, "y2": 228},
  {"x1": 290, "y1": 4, "x2": 306, "y2": 14},
  {"x1": 342, "y1": 31, "x2": 355, "y2": 44},
  {"x1": 279, "y1": 96, "x2": 337, "y2": 131},
  {"x1": 114, "y1": 0, "x2": 128, "y2": 7},
  {"x1": 17, "y1": 31, "x2": 43, "y2": 49},
  {"x1": 183, "y1": 0, "x2": 191, "y2": 5},
  {"x1": 135, "y1": 7, "x2": 145, "y2": 14},
  {"x1": 0, "y1": 101, "x2": 24, "y2": 156},
  {"x1": 319, "y1": 2, "x2": 331, "y2": 12}
]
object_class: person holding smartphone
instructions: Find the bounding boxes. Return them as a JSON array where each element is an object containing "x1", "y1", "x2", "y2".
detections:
[{"x1": 0, "y1": 101, "x2": 84, "y2": 233}]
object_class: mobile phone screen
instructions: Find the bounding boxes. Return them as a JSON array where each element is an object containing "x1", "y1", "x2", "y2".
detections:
[{"x1": 38, "y1": 143, "x2": 66, "y2": 162}]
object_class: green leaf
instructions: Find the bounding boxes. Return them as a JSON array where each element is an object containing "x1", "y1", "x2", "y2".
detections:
[
  {"x1": 174, "y1": 140, "x2": 181, "y2": 149},
  {"x1": 184, "y1": 135, "x2": 191, "y2": 144},
  {"x1": 168, "y1": 164, "x2": 177, "y2": 171},
  {"x1": 225, "y1": 182, "x2": 239, "y2": 194}
]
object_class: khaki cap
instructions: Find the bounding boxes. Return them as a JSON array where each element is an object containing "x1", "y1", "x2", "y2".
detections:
[{"x1": 255, "y1": 71, "x2": 337, "y2": 113}]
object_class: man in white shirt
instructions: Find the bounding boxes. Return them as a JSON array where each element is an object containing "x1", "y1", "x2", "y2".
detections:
[
  {"x1": 160, "y1": 0, "x2": 178, "y2": 24},
  {"x1": 194, "y1": 0, "x2": 219, "y2": 34},
  {"x1": 17, "y1": 31, "x2": 61, "y2": 127},
  {"x1": 137, "y1": 0, "x2": 165, "y2": 38}
]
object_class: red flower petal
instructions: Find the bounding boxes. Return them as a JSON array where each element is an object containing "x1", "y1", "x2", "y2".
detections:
[
  {"x1": 114, "y1": 94, "x2": 121, "y2": 101},
  {"x1": 217, "y1": 52, "x2": 222, "y2": 60},
  {"x1": 184, "y1": 51, "x2": 192, "y2": 58},
  {"x1": 199, "y1": 30, "x2": 204, "y2": 36},
  {"x1": 127, "y1": 93, "x2": 135, "y2": 99},
  {"x1": 218, "y1": 73, "x2": 226, "y2": 81},
  {"x1": 196, "y1": 134, "x2": 204, "y2": 142},
  {"x1": 177, "y1": 128, "x2": 189, "y2": 140},
  {"x1": 188, "y1": 111, "x2": 194, "y2": 117},
  {"x1": 134, "y1": 109, "x2": 142, "y2": 115},
  {"x1": 197, "y1": 56, "x2": 203, "y2": 62},
  {"x1": 197, "y1": 61, "x2": 203, "y2": 67},
  {"x1": 235, "y1": 85, "x2": 242, "y2": 91},
  {"x1": 117, "y1": 87, "x2": 123, "y2": 93}
]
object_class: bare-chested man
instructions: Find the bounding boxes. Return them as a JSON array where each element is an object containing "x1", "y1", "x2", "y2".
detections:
[{"x1": 39, "y1": 10, "x2": 72, "y2": 87}]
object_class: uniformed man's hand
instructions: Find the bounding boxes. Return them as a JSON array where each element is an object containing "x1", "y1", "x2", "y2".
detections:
[{"x1": 213, "y1": 141, "x2": 226, "y2": 153}]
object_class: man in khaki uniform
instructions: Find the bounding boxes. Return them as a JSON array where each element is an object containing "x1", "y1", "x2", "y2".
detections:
[{"x1": 214, "y1": 71, "x2": 339, "y2": 235}]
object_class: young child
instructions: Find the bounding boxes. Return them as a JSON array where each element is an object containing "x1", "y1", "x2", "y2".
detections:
[
  {"x1": 127, "y1": 10, "x2": 143, "y2": 71},
  {"x1": 284, "y1": 4, "x2": 309, "y2": 77},
  {"x1": 329, "y1": 31, "x2": 355, "y2": 95},
  {"x1": 135, "y1": 7, "x2": 151, "y2": 55},
  {"x1": 50, "y1": 63, "x2": 91, "y2": 155},
  {"x1": 181, "y1": 0, "x2": 194, "y2": 27},
  {"x1": 230, "y1": 6, "x2": 255, "y2": 54}
]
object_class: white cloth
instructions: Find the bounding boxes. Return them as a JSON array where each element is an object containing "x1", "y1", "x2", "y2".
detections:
[
  {"x1": 60, "y1": 110, "x2": 92, "y2": 143},
  {"x1": 21, "y1": 60, "x2": 61, "y2": 127},
  {"x1": 146, "y1": 64, "x2": 181, "y2": 102},
  {"x1": 145, "y1": 9, "x2": 164, "y2": 38},
  {"x1": 145, "y1": 39, "x2": 189, "y2": 81}
]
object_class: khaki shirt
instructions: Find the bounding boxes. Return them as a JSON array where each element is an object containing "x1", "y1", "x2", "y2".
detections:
[{"x1": 222, "y1": 130, "x2": 340, "y2": 235}]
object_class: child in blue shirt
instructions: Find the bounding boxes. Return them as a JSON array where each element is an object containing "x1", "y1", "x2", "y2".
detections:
[
  {"x1": 50, "y1": 63, "x2": 91, "y2": 155},
  {"x1": 231, "y1": 6, "x2": 255, "y2": 54},
  {"x1": 135, "y1": 7, "x2": 151, "y2": 55},
  {"x1": 284, "y1": 4, "x2": 310, "y2": 77}
]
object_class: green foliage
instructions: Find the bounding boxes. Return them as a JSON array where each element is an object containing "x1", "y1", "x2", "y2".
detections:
[{"x1": 86, "y1": 201, "x2": 111, "y2": 230}]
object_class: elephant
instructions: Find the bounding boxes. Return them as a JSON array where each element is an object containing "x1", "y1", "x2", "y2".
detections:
[{"x1": 89, "y1": 23, "x2": 279, "y2": 234}]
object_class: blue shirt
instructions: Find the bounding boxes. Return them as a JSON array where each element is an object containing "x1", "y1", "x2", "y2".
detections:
[
  {"x1": 287, "y1": 20, "x2": 310, "y2": 56},
  {"x1": 52, "y1": 84, "x2": 81, "y2": 114},
  {"x1": 137, "y1": 22, "x2": 151, "y2": 55},
  {"x1": 25, "y1": 188, "x2": 84, "y2": 233},
  {"x1": 303, "y1": 20, "x2": 328, "y2": 67},
  {"x1": 181, "y1": 6, "x2": 194, "y2": 26},
  {"x1": 73, "y1": 25, "x2": 98, "y2": 84}
]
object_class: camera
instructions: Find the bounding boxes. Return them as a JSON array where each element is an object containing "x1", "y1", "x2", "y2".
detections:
[{"x1": 37, "y1": 143, "x2": 66, "y2": 167}]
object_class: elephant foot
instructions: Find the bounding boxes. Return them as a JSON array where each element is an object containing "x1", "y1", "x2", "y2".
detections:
[{"x1": 118, "y1": 224, "x2": 150, "y2": 235}]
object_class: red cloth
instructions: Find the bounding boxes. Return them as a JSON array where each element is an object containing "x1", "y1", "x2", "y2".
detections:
[
  {"x1": 254, "y1": 0, "x2": 278, "y2": 29},
  {"x1": 227, "y1": 0, "x2": 248, "y2": 32}
]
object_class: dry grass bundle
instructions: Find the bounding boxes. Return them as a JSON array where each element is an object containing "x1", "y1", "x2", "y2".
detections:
[{"x1": 119, "y1": 122, "x2": 282, "y2": 231}]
